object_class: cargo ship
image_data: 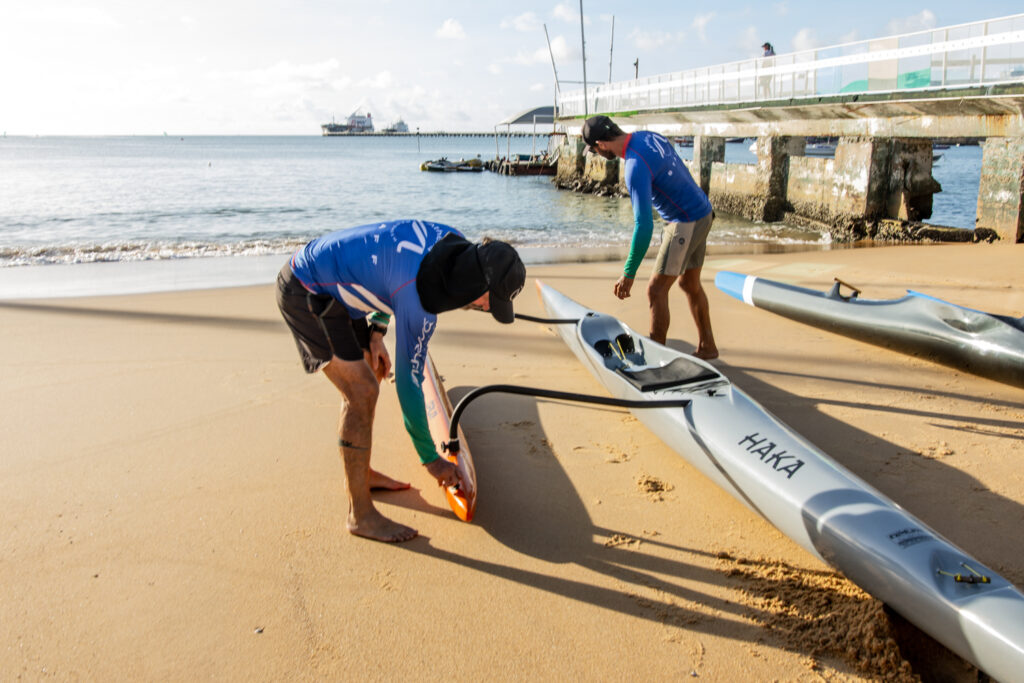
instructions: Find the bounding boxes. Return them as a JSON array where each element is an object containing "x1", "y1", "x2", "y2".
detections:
[{"x1": 321, "y1": 109, "x2": 374, "y2": 135}]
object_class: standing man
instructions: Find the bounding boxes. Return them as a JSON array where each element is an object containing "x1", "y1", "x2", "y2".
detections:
[
  {"x1": 277, "y1": 220, "x2": 526, "y2": 542},
  {"x1": 582, "y1": 115, "x2": 718, "y2": 359},
  {"x1": 760, "y1": 42, "x2": 776, "y2": 98}
]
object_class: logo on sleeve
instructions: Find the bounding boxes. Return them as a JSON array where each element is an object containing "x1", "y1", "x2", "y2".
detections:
[
  {"x1": 397, "y1": 220, "x2": 428, "y2": 255},
  {"x1": 409, "y1": 318, "x2": 435, "y2": 387}
]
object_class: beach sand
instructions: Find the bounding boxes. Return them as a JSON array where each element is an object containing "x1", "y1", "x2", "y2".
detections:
[{"x1": 2, "y1": 242, "x2": 1022, "y2": 681}]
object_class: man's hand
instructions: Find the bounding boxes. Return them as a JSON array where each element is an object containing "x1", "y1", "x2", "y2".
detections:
[
  {"x1": 425, "y1": 458, "x2": 462, "y2": 489},
  {"x1": 614, "y1": 276, "x2": 634, "y2": 300},
  {"x1": 368, "y1": 332, "x2": 391, "y2": 382}
]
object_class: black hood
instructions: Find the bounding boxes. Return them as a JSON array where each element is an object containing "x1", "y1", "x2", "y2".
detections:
[{"x1": 416, "y1": 233, "x2": 489, "y2": 315}]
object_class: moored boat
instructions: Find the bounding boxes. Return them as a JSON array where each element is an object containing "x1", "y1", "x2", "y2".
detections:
[
  {"x1": 321, "y1": 109, "x2": 374, "y2": 135},
  {"x1": 420, "y1": 157, "x2": 484, "y2": 172}
]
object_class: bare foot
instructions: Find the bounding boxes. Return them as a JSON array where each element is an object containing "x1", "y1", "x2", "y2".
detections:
[
  {"x1": 693, "y1": 347, "x2": 719, "y2": 360},
  {"x1": 347, "y1": 510, "x2": 418, "y2": 543},
  {"x1": 369, "y1": 469, "x2": 411, "y2": 491}
]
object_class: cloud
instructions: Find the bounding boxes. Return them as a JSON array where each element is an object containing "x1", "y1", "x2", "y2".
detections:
[
  {"x1": 552, "y1": 3, "x2": 589, "y2": 24},
  {"x1": 436, "y1": 18, "x2": 465, "y2": 39},
  {"x1": 838, "y1": 29, "x2": 859, "y2": 44},
  {"x1": 18, "y1": 5, "x2": 120, "y2": 27},
  {"x1": 530, "y1": 82, "x2": 548, "y2": 92},
  {"x1": 553, "y1": 3, "x2": 576, "y2": 22},
  {"x1": 772, "y1": 2, "x2": 790, "y2": 15},
  {"x1": 488, "y1": 64, "x2": 502, "y2": 75},
  {"x1": 737, "y1": 26, "x2": 761, "y2": 55},
  {"x1": 692, "y1": 13, "x2": 714, "y2": 42},
  {"x1": 629, "y1": 28, "x2": 685, "y2": 52},
  {"x1": 791, "y1": 28, "x2": 820, "y2": 52},
  {"x1": 212, "y1": 59, "x2": 341, "y2": 88},
  {"x1": 513, "y1": 34, "x2": 574, "y2": 65},
  {"x1": 358, "y1": 71, "x2": 393, "y2": 89},
  {"x1": 203, "y1": 59, "x2": 353, "y2": 104},
  {"x1": 886, "y1": 10, "x2": 937, "y2": 35},
  {"x1": 501, "y1": 11, "x2": 541, "y2": 33}
]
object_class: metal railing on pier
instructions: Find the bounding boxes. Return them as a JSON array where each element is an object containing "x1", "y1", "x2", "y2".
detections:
[{"x1": 558, "y1": 13, "x2": 1024, "y2": 117}]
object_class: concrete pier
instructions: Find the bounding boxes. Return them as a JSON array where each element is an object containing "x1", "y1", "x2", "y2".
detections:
[
  {"x1": 691, "y1": 136, "x2": 724, "y2": 196},
  {"x1": 977, "y1": 137, "x2": 1024, "y2": 243},
  {"x1": 552, "y1": 134, "x2": 1007, "y2": 243}
]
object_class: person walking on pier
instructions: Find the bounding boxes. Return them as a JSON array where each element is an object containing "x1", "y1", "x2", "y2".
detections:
[
  {"x1": 759, "y1": 42, "x2": 776, "y2": 98},
  {"x1": 582, "y1": 115, "x2": 718, "y2": 359},
  {"x1": 276, "y1": 220, "x2": 526, "y2": 542}
]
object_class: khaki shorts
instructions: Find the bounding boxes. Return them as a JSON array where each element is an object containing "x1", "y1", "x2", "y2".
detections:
[{"x1": 653, "y1": 211, "x2": 714, "y2": 276}]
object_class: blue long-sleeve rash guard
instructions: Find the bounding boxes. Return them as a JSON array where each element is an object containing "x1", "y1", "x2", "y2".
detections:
[
  {"x1": 290, "y1": 219, "x2": 460, "y2": 465},
  {"x1": 622, "y1": 131, "x2": 713, "y2": 278}
]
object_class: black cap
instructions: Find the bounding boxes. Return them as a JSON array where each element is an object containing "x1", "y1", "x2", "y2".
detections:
[
  {"x1": 581, "y1": 115, "x2": 615, "y2": 147},
  {"x1": 762, "y1": 42, "x2": 771, "y2": 48},
  {"x1": 477, "y1": 241, "x2": 525, "y2": 324}
]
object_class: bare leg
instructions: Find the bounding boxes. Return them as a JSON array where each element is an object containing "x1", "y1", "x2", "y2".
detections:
[
  {"x1": 360, "y1": 349, "x2": 409, "y2": 492},
  {"x1": 679, "y1": 268, "x2": 718, "y2": 360},
  {"x1": 322, "y1": 357, "x2": 417, "y2": 543},
  {"x1": 647, "y1": 274, "x2": 677, "y2": 345}
]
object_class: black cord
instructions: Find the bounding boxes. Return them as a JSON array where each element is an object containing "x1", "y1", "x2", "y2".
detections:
[
  {"x1": 444, "y1": 384, "x2": 690, "y2": 454},
  {"x1": 513, "y1": 312, "x2": 579, "y2": 324}
]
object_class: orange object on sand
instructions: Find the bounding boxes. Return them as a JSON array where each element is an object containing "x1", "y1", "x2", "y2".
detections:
[{"x1": 422, "y1": 354, "x2": 477, "y2": 522}]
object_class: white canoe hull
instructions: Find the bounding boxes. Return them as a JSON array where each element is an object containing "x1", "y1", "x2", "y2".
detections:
[{"x1": 538, "y1": 281, "x2": 1024, "y2": 682}]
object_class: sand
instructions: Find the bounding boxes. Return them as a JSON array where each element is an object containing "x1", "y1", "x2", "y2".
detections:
[{"x1": 2, "y1": 242, "x2": 1022, "y2": 681}]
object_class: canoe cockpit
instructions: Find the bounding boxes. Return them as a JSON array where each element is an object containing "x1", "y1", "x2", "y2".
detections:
[{"x1": 581, "y1": 314, "x2": 722, "y2": 392}]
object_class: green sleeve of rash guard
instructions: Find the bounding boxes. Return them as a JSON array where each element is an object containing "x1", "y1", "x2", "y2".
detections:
[
  {"x1": 622, "y1": 158, "x2": 655, "y2": 279},
  {"x1": 394, "y1": 313, "x2": 440, "y2": 465}
]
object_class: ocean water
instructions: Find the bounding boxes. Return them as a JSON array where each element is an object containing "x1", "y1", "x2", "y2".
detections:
[{"x1": 0, "y1": 135, "x2": 982, "y2": 297}]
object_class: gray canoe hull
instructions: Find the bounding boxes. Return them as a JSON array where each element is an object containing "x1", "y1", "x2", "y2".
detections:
[
  {"x1": 715, "y1": 271, "x2": 1024, "y2": 388},
  {"x1": 538, "y1": 280, "x2": 1024, "y2": 682}
]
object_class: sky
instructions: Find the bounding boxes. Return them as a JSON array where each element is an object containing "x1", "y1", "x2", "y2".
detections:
[{"x1": 1, "y1": 1, "x2": 1021, "y2": 135}]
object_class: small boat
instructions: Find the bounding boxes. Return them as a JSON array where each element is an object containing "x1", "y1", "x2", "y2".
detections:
[
  {"x1": 420, "y1": 157, "x2": 483, "y2": 172},
  {"x1": 421, "y1": 158, "x2": 458, "y2": 172},
  {"x1": 456, "y1": 157, "x2": 484, "y2": 171},
  {"x1": 753, "y1": 141, "x2": 836, "y2": 157},
  {"x1": 490, "y1": 154, "x2": 556, "y2": 176},
  {"x1": 537, "y1": 280, "x2": 1024, "y2": 682},
  {"x1": 715, "y1": 272, "x2": 1024, "y2": 388},
  {"x1": 805, "y1": 142, "x2": 836, "y2": 157}
]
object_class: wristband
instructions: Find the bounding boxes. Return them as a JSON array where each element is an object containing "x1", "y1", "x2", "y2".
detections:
[{"x1": 369, "y1": 322, "x2": 388, "y2": 337}]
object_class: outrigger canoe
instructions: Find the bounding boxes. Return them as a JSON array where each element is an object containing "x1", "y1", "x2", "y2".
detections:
[
  {"x1": 715, "y1": 271, "x2": 1024, "y2": 388},
  {"x1": 536, "y1": 280, "x2": 1024, "y2": 681}
]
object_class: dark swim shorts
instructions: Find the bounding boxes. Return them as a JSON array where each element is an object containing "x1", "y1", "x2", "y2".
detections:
[{"x1": 276, "y1": 264, "x2": 370, "y2": 373}]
